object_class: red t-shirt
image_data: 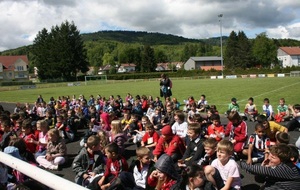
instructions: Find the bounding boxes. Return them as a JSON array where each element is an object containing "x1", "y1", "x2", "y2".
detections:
[{"x1": 142, "y1": 131, "x2": 160, "y2": 145}]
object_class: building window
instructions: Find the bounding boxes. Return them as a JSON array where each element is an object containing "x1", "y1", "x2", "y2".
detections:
[
  {"x1": 16, "y1": 66, "x2": 24, "y2": 71},
  {"x1": 18, "y1": 73, "x2": 25, "y2": 78}
]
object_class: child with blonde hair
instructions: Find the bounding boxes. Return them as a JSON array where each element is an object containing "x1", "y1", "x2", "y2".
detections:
[{"x1": 109, "y1": 120, "x2": 127, "y2": 154}]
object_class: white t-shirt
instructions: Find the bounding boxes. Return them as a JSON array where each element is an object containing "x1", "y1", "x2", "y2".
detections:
[
  {"x1": 171, "y1": 121, "x2": 188, "y2": 138},
  {"x1": 211, "y1": 158, "x2": 241, "y2": 190}
]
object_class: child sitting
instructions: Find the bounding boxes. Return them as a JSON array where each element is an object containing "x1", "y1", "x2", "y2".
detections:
[
  {"x1": 257, "y1": 115, "x2": 288, "y2": 145},
  {"x1": 206, "y1": 114, "x2": 225, "y2": 142},
  {"x1": 141, "y1": 123, "x2": 160, "y2": 150},
  {"x1": 262, "y1": 98, "x2": 274, "y2": 121},
  {"x1": 242, "y1": 123, "x2": 271, "y2": 164},
  {"x1": 227, "y1": 98, "x2": 240, "y2": 115},
  {"x1": 19, "y1": 119, "x2": 37, "y2": 154},
  {"x1": 244, "y1": 97, "x2": 258, "y2": 122},
  {"x1": 72, "y1": 135, "x2": 105, "y2": 186},
  {"x1": 204, "y1": 139, "x2": 241, "y2": 190},
  {"x1": 275, "y1": 98, "x2": 290, "y2": 122},
  {"x1": 178, "y1": 122, "x2": 205, "y2": 167},
  {"x1": 95, "y1": 142, "x2": 128, "y2": 190},
  {"x1": 198, "y1": 138, "x2": 218, "y2": 167},
  {"x1": 171, "y1": 110, "x2": 188, "y2": 140},
  {"x1": 240, "y1": 144, "x2": 300, "y2": 189},
  {"x1": 275, "y1": 132, "x2": 290, "y2": 144},
  {"x1": 225, "y1": 111, "x2": 248, "y2": 156},
  {"x1": 36, "y1": 128, "x2": 67, "y2": 170},
  {"x1": 109, "y1": 120, "x2": 127, "y2": 154},
  {"x1": 148, "y1": 154, "x2": 178, "y2": 190}
]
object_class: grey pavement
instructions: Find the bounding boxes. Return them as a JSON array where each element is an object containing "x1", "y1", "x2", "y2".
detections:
[{"x1": 1, "y1": 102, "x2": 299, "y2": 190}]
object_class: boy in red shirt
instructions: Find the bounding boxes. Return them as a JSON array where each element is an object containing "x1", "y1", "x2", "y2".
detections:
[
  {"x1": 141, "y1": 123, "x2": 159, "y2": 149},
  {"x1": 97, "y1": 142, "x2": 128, "y2": 189},
  {"x1": 206, "y1": 114, "x2": 225, "y2": 142},
  {"x1": 19, "y1": 119, "x2": 36, "y2": 154}
]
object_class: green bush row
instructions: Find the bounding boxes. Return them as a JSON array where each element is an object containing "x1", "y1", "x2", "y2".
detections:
[{"x1": 0, "y1": 81, "x2": 34, "y2": 86}]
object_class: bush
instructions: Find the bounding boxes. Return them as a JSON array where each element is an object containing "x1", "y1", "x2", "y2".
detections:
[{"x1": 0, "y1": 81, "x2": 34, "y2": 86}]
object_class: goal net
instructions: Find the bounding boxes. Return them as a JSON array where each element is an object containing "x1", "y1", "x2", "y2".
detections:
[{"x1": 84, "y1": 75, "x2": 107, "y2": 85}]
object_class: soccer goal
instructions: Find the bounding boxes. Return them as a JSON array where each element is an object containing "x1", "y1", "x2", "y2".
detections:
[{"x1": 84, "y1": 75, "x2": 107, "y2": 85}]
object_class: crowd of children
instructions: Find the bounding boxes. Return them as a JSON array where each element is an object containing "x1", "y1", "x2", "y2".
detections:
[{"x1": 0, "y1": 93, "x2": 300, "y2": 190}]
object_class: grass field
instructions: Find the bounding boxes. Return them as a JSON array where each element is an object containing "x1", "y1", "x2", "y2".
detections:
[{"x1": 0, "y1": 77, "x2": 299, "y2": 114}]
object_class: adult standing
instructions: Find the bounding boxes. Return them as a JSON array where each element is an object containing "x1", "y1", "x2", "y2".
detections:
[{"x1": 159, "y1": 73, "x2": 172, "y2": 99}]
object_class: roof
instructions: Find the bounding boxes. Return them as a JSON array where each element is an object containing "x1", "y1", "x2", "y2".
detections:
[
  {"x1": 279, "y1": 47, "x2": 300, "y2": 55},
  {"x1": 0, "y1": 55, "x2": 29, "y2": 69},
  {"x1": 120, "y1": 63, "x2": 136, "y2": 67},
  {"x1": 190, "y1": 56, "x2": 222, "y2": 61}
]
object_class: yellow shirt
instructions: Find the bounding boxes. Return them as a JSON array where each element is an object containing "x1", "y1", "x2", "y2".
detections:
[{"x1": 265, "y1": 121, "x2": 287, "y2": 140}]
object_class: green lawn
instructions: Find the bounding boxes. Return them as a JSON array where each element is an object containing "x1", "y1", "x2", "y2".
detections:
[{"x1": 0, "y1": 77, "x2": 299, "y2": 114}]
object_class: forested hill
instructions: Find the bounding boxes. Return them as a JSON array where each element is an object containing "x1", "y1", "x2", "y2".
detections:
[{"x1": 81, "y1": 30, "x2": 200, "y2": 45}]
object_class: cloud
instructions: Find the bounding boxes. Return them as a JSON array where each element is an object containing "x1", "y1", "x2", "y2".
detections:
[{"x1": 0, "y1": 0, "x2": 300, "y2": 51}]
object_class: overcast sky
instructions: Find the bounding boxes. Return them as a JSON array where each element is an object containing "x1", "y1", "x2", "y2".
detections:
[{"x1": 1, "y1": 0, "x2": 300, "y2": 51}]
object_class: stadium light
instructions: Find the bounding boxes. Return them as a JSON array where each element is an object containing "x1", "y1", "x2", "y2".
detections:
[{"x1": 218, "y1": 14, "x2": 224, "y2": 78}]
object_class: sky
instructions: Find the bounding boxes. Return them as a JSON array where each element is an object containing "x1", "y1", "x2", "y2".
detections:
[{"x1": 1, "y1": 0, "x2": 300, "y2": 51}]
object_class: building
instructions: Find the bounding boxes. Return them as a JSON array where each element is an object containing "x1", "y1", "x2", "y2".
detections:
[
  {"x1": 0, "y1": 55, "x2": 29, "y2": 81},
  {"x1": 184, "y1": 56, "x2": 223, "y2": 71},
  {"x1": 155, "y1": 62, "x2": 184, "y2": 71},
  {"x1": 277, "y1": 47, "x2": 300, "y2": 68},
  {"x1": 117, "y1": 63, "x2": 136, "y2": 73}
]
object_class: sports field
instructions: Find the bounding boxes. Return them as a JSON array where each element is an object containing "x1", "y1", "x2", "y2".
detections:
[{"x1": 0, "y1": 77, "x2": 299, "y2": 113}]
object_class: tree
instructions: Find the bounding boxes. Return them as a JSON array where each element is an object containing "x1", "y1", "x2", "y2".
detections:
[
  {"x1": 224, "y1": 31, "x2": 238, "y2": 69},
  {"x1": 141, "y1": 45, "x2": 155, "y2": 72},
  {"x1": 252, "y1": 33, "x2": 277, "y2": 68},
  {"x1": 236, "y1": 31, "x2": 253, "y2": 69},
  {"x1": 31, "y1": 21, "x2": 88, "y2": 81}
]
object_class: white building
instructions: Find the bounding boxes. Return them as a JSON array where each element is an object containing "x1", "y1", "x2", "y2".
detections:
[{"x1": 277, "y1": 47, "x2": 300, "y2": 68}]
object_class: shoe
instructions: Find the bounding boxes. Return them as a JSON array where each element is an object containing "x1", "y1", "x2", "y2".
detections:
[
  {"x1": 48, "y1": 165, "x2": 58, "y2": 170},
  {"x1": 252, "y1": 158, "x2": 258, "y2": 164}
]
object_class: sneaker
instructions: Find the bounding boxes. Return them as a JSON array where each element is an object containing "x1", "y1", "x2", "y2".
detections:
[
  {"x1": 252, "y1": 158, "x2": 258, "y2": 164},
  {"x1": 48, "y1": 165, "x2": 58, "y2": 170}
]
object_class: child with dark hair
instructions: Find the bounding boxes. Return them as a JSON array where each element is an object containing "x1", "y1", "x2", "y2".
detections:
[
  {"x1": 206, "y1": 114, "x2": 225, "y2": 142},
  {"x1": 95, "y1": 142, "x2": 128, "y2": 190},
  {"x1": 244, "y1": 97, "x2": 258, "y2": 122},
  {"x1": 242, "y1": 123, "x2": 271, "y2": 164},
  {"x1": 175, "y1": 163, "x2": 213, "y2": 190},
  {"x1": 72, "y1": 135, "x2": 105, "y2": 186},
  {"x1": 257, "y1": 114, "x2": 288, "y2": 145},
  {"x1": 141, "y1": 123, "x2": 160, "y2": 149},
  {"x1": 178, "y1": 122, "x2": 205, "y2": 167},
  {"x1": 19, "y1": 118, "x2": 36, "y2": 154},
  {"x1": 287, "y1": 104, "x2": 300, "y2": 131},
  {"x1": 225, "y1": 111, "x2": 248, "y2": 154},
  {"x1": 240, "y1": 144, "x2": 300, "y2": 189},
  {"x1": 275, "y1": 132, "x2": 290, "y2": 144},
  {"x1": 171, "y1": 110, "x2": 188, "y2": 140},
  {"x1": 262, "y1": 98, "x2": 274, "y2": 121}
]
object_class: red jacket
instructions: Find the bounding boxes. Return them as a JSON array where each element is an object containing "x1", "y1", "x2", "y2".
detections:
[
  {"x1": 225, "y1": 121, "x2": 248, "y2": 143},
  {"x1": 104, "y1": 156, "x2": 128, "y2": 178},
  {"x1": 153, "y1": 135, "x2": 186, "y2": 157},
  {"x1": 148, "y1": 176, "x2": 176, "y2": 190}
]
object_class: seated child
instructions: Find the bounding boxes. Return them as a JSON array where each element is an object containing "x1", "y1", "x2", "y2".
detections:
[
  {"x1": 153, "y1": 125, "x2": 186, "y2": 162},
  {"x1": 244, "y1": 97, "x2": 258, "y2": 122},
  {"x1": 225, "y1": 111, "x2": 248, "y2": 155},
  {"x1": 262, "y1": 98, "x2": 274, "y2": 121},
  {"x1": 72, "y1": 135, "x2": 105, "y2": 186},
  {"x1": 206, "y1": 114, "x2": 225, "y2": 142},
  {"x1": 204, "y1": 140, "x2": 241, "y2": 190},
  {"x1": 178, "y1": 122, "x2": 205, "y2": 167},
  {"x1": 123, "y1": 114, "x2": 142, "y2": 139},
  {"x1": 227, "y1": 98, "x2": 240, "y2": 115},
  {"x1": 148, "y1": 154, "x2": 178, "y2": 190},
  {"x1": 242, "y1": 123, "x2": 271, "y2": 164},
  {"x1": 187, "y1": 102, "x2": 199, "y2": 123},
  {"x1": 174, "y1": 163, "x2": 213, "y2": 190},
  {"x1": 275, "y1": 132, "x2": 290, "y2": 144},
  {"x1": 287, "y1": 104, "x2": 300, "y2": 131},
  {"x1": 275, "y1": 98, "x2": 290, "y2": 122},
  {"x1": 141, "y1": 123, "x2": 160, "y2": 149},
  {"x1": 119, "y1": 147, "x2": 156, "y2": 189},
  {"x1": 109, "y1": 120, "x2": 127, "y2": 154},
  {"x1": 36, "y1": 129, "x2": 67, "y2": 170},
  {"x1": 240, "y1": 144, "x2": 300, "y2": 189},
  {"x1": 257, "y1": 115, "x2": 288, "y2": 145},
  {"x1": 198, "y1": 138, "x2": 218, "y2": 167},
  {"x1": 150, "y1": 107, "x2": 163, "y2": 130},
  {"x1": 95, "y1": 143, "x2": 128, "y2": 190},
  {"x1": 33, "y1": 120, "x2": 49, "y2": 158},
  {"x1": 19, "y1": 119, "x2": 36, "y2": 154},
  {"x1": 171, "y1": 110, "x2": 188, "y2": 140}
]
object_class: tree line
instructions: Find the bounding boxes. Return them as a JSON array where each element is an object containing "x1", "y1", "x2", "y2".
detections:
[{"x1": 1, "y1": 21, "x2": 300, "y2": 81}]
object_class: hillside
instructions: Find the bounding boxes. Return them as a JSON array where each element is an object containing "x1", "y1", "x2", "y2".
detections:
[{"x1": 81, "y1": 30, "x2": 200, "y2": 45}]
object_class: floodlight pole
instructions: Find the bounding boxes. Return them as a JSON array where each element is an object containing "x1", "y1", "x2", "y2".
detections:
[{"x1": 218, "y1": 14, "x2": 224, "y2": 78}]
